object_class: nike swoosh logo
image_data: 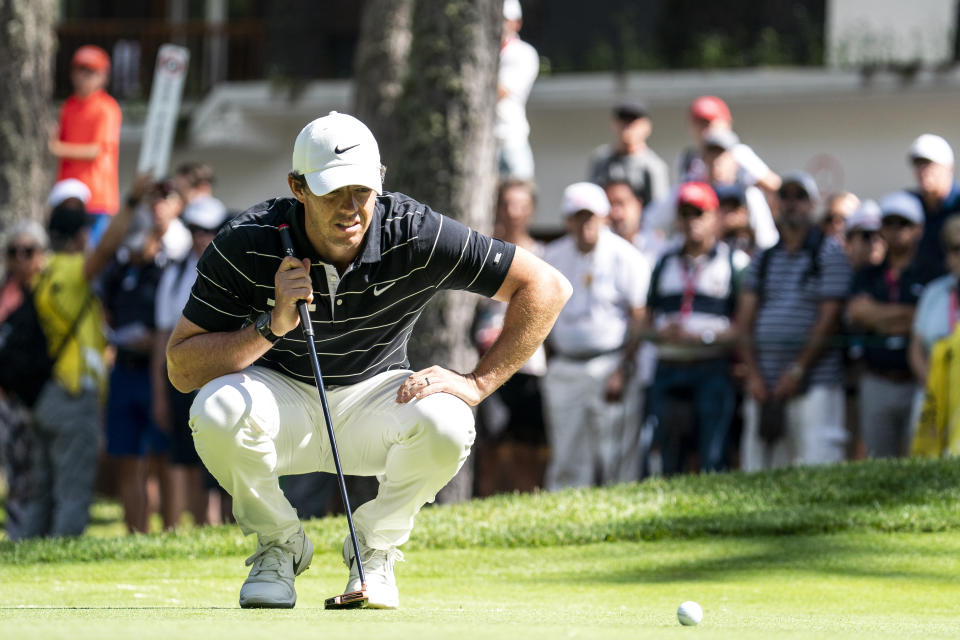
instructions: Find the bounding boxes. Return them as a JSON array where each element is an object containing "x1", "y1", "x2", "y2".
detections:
[
  {"x1": 335, "y1": 143, "x2": 360, "y2": 154},
  {"x1": 373, "y1": 282, "x2": 396, "y2": 296}
]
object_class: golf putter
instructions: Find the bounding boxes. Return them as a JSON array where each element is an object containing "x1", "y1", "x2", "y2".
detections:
[{"x1": 278, "y1": 223, "x2": 369, "y2": 609}]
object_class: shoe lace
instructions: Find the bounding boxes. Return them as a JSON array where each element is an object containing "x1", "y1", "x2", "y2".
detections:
[{"x1": 245, "y1": 539, "x2": 298, "y2": 571}]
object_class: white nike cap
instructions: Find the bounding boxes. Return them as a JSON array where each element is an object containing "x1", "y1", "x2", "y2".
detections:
[
  {"x1": 879, "y1": 191, "x2": 924, "y2": 226},
  {"x1": 182, "y1": 195, "x2": 229, "y2": 231},
  {"x1": 908, "y1": 133, "x2": 954, "y2": 167},
  {"x1": 47, "y1": 178, "x2": 91, "y2": 209},
  {"x1": 561, "y1": 182, "x2": 610, "y2": 217},
  {"x1": 292, "y1": 111, "x2": 382, "y2": 197}
]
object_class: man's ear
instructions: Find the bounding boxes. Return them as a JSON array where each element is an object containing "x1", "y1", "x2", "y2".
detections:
[{"x1": 287, "y1": 175, "x2": 307, "y2": 203}]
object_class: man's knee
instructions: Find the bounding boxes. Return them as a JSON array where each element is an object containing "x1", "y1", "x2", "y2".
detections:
[
  {"x1": 411, "y1": 393, "x2": 476, "y2": 464},
  {"x1": 190, "y1": 375, "x2": 254, "y2": 449}
]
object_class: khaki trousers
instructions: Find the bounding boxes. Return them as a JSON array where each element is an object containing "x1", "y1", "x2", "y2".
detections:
[{"x1": 190, "y1": 366, "x2": 475, "y2": 549}]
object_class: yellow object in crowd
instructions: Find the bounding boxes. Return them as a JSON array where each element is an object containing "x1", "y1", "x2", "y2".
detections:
[
  {"x1": 32, "y1": 253, "x2": 107, "y2": 398},
  {"x1": 912, "y1": 324, "x2": 960, "y2": 457}
]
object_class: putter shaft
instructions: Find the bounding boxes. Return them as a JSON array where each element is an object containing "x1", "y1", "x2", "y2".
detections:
[{"x1": 278, "y1": 223, "x2": 366, "y2": 588}]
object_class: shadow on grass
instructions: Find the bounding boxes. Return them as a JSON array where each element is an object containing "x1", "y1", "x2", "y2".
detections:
[{"x1": 534, "y1": 532, "x2": 960, "y2": 585}]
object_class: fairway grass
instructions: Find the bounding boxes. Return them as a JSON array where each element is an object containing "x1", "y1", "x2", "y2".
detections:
[
  {"x1": 2, "y1": 532, "x2": 960, "y2": 639},
  {"x1": 3, "y1": 458, "x2": 960, "y2": 638}
]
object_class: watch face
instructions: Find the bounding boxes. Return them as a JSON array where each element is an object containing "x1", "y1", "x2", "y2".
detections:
[{"x1": 256, "y1": 313, "x2": 270, "y2": 335}]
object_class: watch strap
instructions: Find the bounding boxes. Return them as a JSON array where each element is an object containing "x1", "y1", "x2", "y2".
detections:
[{"x1": 256, "y1": 312, "x2": 282, "y2": 343}]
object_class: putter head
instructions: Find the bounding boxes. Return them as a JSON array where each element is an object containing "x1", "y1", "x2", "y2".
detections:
[{"x1": 324, "y1": 588, "x2": 369, "y2": 609}]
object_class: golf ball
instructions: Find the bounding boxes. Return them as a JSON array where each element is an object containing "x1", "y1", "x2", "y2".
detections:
[{"x1": 677, "y1": 600, "x2": 703, "y2": 626}]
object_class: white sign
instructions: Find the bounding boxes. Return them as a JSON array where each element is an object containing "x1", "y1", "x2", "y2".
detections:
[{"x1": 137, "y1": 44, "x2": 190, "y2": 178}]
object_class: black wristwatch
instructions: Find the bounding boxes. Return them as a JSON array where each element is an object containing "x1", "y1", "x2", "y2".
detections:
[{"x1": 254, "y1": 311, "x2": 282, "y2": 344}]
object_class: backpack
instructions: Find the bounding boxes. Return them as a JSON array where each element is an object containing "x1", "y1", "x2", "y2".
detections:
[{"x1": 0, "y1": 273, "x2": 92, "y2": 407}]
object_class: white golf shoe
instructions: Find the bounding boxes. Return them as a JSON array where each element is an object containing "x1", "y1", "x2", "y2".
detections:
[
  {"x1": 238, "y1": 527, "x2": 313, "y2": 608},
  {"x1": 341, "y1": 534, "x2": 403, "y2": 609}
]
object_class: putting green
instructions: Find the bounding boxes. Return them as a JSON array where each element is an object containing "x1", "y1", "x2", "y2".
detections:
[{"x1": 2, "y1": 532, "x2": 958, "y2": 639}]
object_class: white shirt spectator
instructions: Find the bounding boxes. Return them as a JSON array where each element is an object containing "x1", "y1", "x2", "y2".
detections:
[
  {"x1": 544, "y1": 228, "x2": 650, "y2": 355},
  {"x1": 744, "y1": 184, "x2": 779, "y2": 250},
  {"x1": 679, "y1": 142, "x2": 772, "y2": 188},
  {"x1": 495, "y1": 36, "x2": 538, "y2": 144}
]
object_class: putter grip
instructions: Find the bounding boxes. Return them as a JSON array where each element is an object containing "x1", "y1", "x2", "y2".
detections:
[{"x1": 277, "y1": 223, "x2": 314, "y2": 337}]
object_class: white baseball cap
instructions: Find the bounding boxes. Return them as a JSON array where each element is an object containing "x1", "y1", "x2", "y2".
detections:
[
  {"x1": 908, "y1": 134, "x2": 954, "y2": 167},
  {"x1": 292, "y1": 112, "x2": 382, "y2": 197},
  {"x1": 182, "y1": 195, "x2": 229, "y2": 231},
  {"x1": 562, "y1": 182, "x2": 609, "y2": 217},
  {"x1": 879, "y1": 191, "x2": 924, "y2": 225},
  {"x1": 503, "y1": 0, "x2": 522, "y2": 20},
  {"x1": 47, "y1": 178, "x2": 91, "y2": 209},
  {"x1": 845, "y1": 199, "x2": 881, "y2": 233}
]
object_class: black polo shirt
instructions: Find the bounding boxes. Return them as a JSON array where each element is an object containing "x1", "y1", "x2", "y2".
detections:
[
  {"x1": 850, "y1": 259, "x2": 928, "y2": 373},
  {"x1": 909, "y1": 183, "x2": 960, "y2": 283},
  {"x1": 183, "y1": 193, "x2": 516, "y2": 386}
]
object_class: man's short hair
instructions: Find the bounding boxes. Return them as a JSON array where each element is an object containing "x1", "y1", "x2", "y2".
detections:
[
  {"x1": 602, "y1": 179, "x2": 643, "y2": 205},
  {"x1": 47, "y1": 203, "x2": 89, "y2": 250},
  {"x1": 175, "y1": 162, "x2": 216, "y2": 188},
  {"x1": 941, "y1": 214, "x2": 960, "y2": 245},
  {"x1": 497, "y1": 178, "x2": 537, "y2": 208}
]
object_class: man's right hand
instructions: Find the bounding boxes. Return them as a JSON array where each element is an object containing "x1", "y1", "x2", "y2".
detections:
[
  {"x1": 746, "y1": 371, "x2": 767, "y2": 403},
  {"x1": 272, "y1": 256, "x2": 313, "y2": 336}
]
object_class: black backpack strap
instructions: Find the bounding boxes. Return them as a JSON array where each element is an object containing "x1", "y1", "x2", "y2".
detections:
[
  {"x1": 647, "y1": 248, "x2": 681, "y2": 310},
  {"x1": 640, "y1": 166, "x2": 653, "y2": 207},
  {"x1": 756, "y1": 244, "x2": 775, "y2": 305},
  {"x1": 804, "y1": 228, "x2": 826, "y2": 283},
  {"x1": 34, "y1": 271, "x2": 95, "y2": 364}
]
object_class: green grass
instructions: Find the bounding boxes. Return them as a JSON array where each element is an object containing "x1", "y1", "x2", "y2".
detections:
[{"x1": 2, "y1": 458, "x2": 960, "y2": 638}]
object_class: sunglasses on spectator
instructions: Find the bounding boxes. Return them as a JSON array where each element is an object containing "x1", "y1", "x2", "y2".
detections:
[
  {"x1": 779, "y1": 189, "x2": 810, "y2": 201},
  {"x1": 946, "y1": 243, "x2": 960, "y2": 255},
  {"x1": 6, "y1": 245, "x2": 37, "y2": 259},
  {"x1": 678, "y1": 205, "x2": 706, "y2": 219},
  {"x1": 824, "y1": 213, "x2": 844, "y2": 226},
  {"x1": 881, "y1": 216, "x2": 915, "y2": 229},
  {"x1": 847, "y1": 230, "x2": 878, "y2": 242}
]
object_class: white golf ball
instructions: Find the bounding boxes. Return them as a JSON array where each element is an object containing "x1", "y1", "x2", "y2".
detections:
[{"x1": 677, "y1": 600, "x2": 703, "y2": 626}]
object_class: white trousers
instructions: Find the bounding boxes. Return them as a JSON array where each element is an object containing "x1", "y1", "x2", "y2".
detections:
[
  {"x1": 189, "y1": 366, "x2": 475, "y2": 549},
  {"x1": 541, "y1": 353, "x2": 642, "y2": 489},
  {"x1": 740, "y1": 384, "x2": 847, "y2": 471}
]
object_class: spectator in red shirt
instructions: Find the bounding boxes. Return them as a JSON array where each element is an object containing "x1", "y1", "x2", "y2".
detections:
[{"x1": 49, "y1": 45, "x2": 122, "y2": 246}]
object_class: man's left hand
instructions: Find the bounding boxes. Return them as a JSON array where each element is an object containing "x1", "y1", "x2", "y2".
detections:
[
  {"x1": 396, "y1": 366, "x2": 485, "y2": 406},
  {"x1": 773, "y1": 372, "x2": 802, "y2": 399}
]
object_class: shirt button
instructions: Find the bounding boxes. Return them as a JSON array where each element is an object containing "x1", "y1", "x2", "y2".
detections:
[{"x1": 336, "y1": 299, "x2": 342, "y2": 306}]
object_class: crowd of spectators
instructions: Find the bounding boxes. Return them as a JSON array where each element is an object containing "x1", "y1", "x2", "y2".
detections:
[
  {"x1": 2, "y1": 33, "x2": 960, "y2": 540},
  {"x1": 480, "y1": 92, "x2": 960, "y2": 493}
]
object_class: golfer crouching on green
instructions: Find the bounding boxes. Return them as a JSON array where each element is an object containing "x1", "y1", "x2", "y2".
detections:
[{"x1": 166, "y1": 112, "x2": 571, "y2": 609}]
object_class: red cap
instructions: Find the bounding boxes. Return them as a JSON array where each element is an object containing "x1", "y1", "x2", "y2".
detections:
[
  {"x1": 677, "y1": 182, "x2": 719, "y2": 212},
  {"x1": 689, "y1": 95, "x2": 731, "y2": 124},
  {"x1": 71, "y1": 45, "x2": 110, "y2": 71}
]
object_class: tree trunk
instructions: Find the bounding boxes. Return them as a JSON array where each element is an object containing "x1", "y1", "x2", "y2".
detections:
[
  {"x1": 353, "y1": 0, "x2": 503, "y2": 502},
  {"x1": 352, "y1": 0, "x2": 413, "y2": 158},
  {"x1": 386, "y1": 0, "x2": 501, "y2": 374},
  {"x1": 0, "y1": 0, "x2": 57, "y2": 229}
]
